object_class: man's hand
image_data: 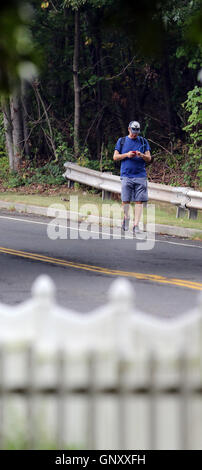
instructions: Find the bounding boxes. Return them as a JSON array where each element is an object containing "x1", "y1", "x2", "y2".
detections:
[
  {"x1": 136, "y1": 150, "x2": 152, "y2": 162},
  {"x1": 127, "y1": 151, "x2": 137, "y2": 158},
  {"x1": 113, "y1": 149, "x2": 151, "y2": 162}
]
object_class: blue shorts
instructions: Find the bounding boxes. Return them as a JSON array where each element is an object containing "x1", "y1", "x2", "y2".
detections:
[{"x1": 121, "y1": 177, "x2": 148, "y2": 202}]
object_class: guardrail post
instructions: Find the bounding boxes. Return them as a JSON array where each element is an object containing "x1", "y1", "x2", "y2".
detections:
[
  {"x1": 188, "y1": 208, "x2": 198, "y2": 220},
  {"x1": 102, "y1": 172, "x2": 113, "y2": 200},
  {"x1": 176, "y1": 206, "x2": 186, "y2": 218},
  {"x1": 67, "y1": 179, "x2": 74, "y2": 189},
  {"x1": 102, "y1": 190, "x2": 112, "y2": 201}
]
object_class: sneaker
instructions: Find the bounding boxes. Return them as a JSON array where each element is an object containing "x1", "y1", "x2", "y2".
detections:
[
  {"x1": 133, "y1": 225, "x2": 146, "y2": 240},
  {"x1": 133, "y1": 225, "x2": 142, "y2": 235},
  {"x1": 122, "y1": 217, "x2": 130, "y2": 231}
]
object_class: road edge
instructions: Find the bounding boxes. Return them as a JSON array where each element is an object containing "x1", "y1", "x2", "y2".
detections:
[{"x1": 0, "y1": 199, "x2": 202, "y2": 239}]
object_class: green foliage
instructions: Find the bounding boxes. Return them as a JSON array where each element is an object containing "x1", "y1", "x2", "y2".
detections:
[
  {"x1": 87, "y1": 157, "x2": 114, "y2": 172},
  {"x1": 6, "y1": 173, "x2": 24, "y2": 188},
  {"x1": 0, "y1": 153, "x2": 74, "y2": 188},
  {"x1": 166, "y1": 153, "x2": 184, "y2": 169},
  {"x1": 77, "y1": 146, "x2": 90, "y2": 167},
  {"x1": 183, "y1": 86, "x2": 202, "y2": 136},
  {"x1": 64, "y1": 0, "x2": 87, "y2": 10},
  {"x1": 26, "y1": 0, "x2": 201, "y2": 173},
  {"x1": 198, "y1": 164, "x2": 202, "y2": 186},
  {"x1": 0, "y1": 156, "x2": 9, "y2": 180},
  {"x1": 64, "y1": 0, "x2": 110, "y2": 10},
  {"x1": 55, "y1": 131, "x2": 75, "y2": 162},
  {"x1": 1, "y1": 0, "x2": 201, "y2": 190},
  {"x1": 77, "y1": 144, "x2": 115, "y2": 173},
  {"x1": 0, "y1": 156, "x2": 24, "y2": 187},
  {"x1": 24, "y1": 158, "x2": 68, "y2": 186},
  {"x1": 0, "y1": 1, "x2": 38, "y2": 93},
  {"x1": 0, "y1": 156, "x2": 25, "y2": 188},
  {"x1": 182, "y1": 86, "x2": 202, "y2": 184}
]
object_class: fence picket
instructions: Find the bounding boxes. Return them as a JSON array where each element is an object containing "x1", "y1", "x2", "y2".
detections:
[
  {"x1": 0, "y1": 346, "x2": 4, "y2": 450},
  {"x1": 25, "y1": 345, "x2": 35, "y2": 449},
  {"x1": 56, "y1": 348, "x2": 66, "y2": 449},
  {"x1": 179, "y1": 351, "x2": 189, "y2": 450},
  {"x1": 148, "y1": 352, "x2": 157, "y2": 450},
  {"x1": 117, "y1": 355, "x2": 127, "y2": 450},
  {"x1": 0, "y1": 275, "x2": 201, "y2": 449},
  {"x1": 87, "y1": 352, "x2": 97, "y2": 450}
]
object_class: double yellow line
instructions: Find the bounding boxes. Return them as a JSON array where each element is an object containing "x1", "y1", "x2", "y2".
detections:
[{"x1": 0, "y1": 246, "x2": 202, "y2": 291}]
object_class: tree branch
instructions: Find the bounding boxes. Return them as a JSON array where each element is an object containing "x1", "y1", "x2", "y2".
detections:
[
  {"x1": 105, "y1": 56, "x2": 135, "y2": 81},
  {"x1": 147, "y1": 138, "x2": 174, "y2": 156}
]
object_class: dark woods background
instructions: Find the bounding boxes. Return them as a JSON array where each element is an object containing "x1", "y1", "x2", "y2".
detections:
[{"x1": 0, "y1": 0, "x2": 201, "y2": 188}]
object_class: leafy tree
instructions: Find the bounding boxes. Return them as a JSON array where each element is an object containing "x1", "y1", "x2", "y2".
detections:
[
  {"x1": 64, "y1": 0, "x2": 112, "y2": 156},
  {"x1": 182, "y1": 86, "x2": 202, "y2": 185},
  {"x1": 1, "y1": 0, "x2": 201, "y2": 187}
]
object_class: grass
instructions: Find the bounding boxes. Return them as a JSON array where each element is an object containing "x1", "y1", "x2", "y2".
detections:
[
  {"x1": 149, "y1": 200, "x2": 202, "y2": 230},
  {"x1": 191, "y1": 232, "x2": 202, "y2": 240},
  {"x1": 4, "y1": 436, "x2": 83, "y2": 450},
  {"x1": 0, "y1": 190, "x2": 202, "y2": 231}
]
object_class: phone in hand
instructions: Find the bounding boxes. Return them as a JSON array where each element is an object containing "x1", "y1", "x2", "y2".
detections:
[{"x1": 131, "y1": 151, "x2": 137, "y2": 155}]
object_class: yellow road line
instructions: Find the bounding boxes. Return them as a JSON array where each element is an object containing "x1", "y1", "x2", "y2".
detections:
[{"x1": 0, "y1": 246, "x2": 202, "y2": 291}]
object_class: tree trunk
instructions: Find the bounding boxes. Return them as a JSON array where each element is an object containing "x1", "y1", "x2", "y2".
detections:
[
  {"x1": 1, "y1": 96, "x2": 14, "y2": 169},
  {"x1": 163, "y1": 60, "x2": 172, "y2": 138},
  {"x1": 10, "y1": 88, "x2": 24, "y2": 171},
  {"x1": 21, "y1": 80, "x2": 30, "y2": 157},
  {"x1": 73, "y1": 9, "x2": 80, "y2": 157},
  {"x1": 114, "y1": 100, "x2": 126, "y2": 136},
  {"x1": 95, "y1": 27, "x2": 103, "y2": 161},
  {"x1": 162, "y1": 47, "x2": 177, "y2": 141}
]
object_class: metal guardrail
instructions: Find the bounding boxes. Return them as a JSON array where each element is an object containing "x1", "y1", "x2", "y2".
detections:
[{"x1": 63, "y1": 162, "x2": 202, "y2": 219}]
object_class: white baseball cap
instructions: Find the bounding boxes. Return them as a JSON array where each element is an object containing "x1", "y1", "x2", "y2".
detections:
[{"x1": 129, "y1": 121, "x2": 140, "y2": 133}]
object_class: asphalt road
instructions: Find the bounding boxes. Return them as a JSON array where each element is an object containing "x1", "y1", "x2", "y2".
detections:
[{"x1": 0, "y1": 211, "x2": 202, "y2": 317}]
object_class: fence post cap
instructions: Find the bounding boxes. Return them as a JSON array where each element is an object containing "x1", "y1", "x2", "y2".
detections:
[
  {"x1": 31, "y1": 274, "x2": 56, "y2": 299},
  {"x1": 108, "y1": 277, "x2": 135, "y2": 304}
]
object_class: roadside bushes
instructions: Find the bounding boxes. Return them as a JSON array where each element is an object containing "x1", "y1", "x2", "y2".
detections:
[
  {"x1": 182, "y1": 86, "x2": 202, "y2": 187},
  {"x1": 0, "y1": 156, "x2": 68, "y2": 189}
]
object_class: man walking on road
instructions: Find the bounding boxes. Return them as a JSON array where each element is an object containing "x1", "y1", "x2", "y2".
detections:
[{"x1": 113, "y1": 121, "x2": 152, "y2": 235}]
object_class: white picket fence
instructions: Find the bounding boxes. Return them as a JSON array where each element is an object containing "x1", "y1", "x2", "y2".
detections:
[{"x1": 0, "y1": 275, "x2": 202, "y2": 450}]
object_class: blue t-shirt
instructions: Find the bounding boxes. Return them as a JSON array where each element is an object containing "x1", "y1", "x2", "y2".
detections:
[{"x1": 115, "y1": 136, "x2": 151, "y2": 178}]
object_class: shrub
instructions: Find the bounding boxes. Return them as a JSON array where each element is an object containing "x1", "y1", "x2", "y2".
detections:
[{"x1": 182, "y1": 86, "x2": 202, "y2": 185}]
